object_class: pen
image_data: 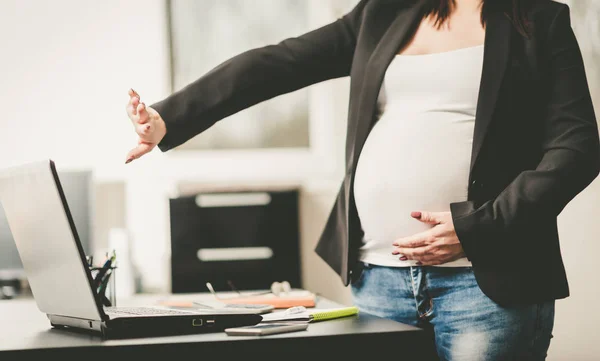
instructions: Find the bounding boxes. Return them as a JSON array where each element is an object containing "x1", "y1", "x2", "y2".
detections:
[
  {"x1": 94, "y1": 251, "x2": 116, "y2": 287},
  {"x1": 94, "y1": 258, "x2": 112, "y2": 287},
  {"x1": 97, "y1": 269, "x2": 113, "y2": 293}
]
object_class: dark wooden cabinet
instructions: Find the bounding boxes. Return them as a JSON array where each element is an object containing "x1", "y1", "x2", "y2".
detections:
[{"x1": 169, "y1": 188, "x2": 301, "y2": 293}]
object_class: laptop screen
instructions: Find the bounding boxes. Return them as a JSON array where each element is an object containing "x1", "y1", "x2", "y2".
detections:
[{"x1": 0, "y1": 160, "x2": 104, "y2": 321}]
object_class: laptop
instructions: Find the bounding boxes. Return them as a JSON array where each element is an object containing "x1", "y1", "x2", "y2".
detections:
[{"x1": 0, "y1": 159, "x2": 262, "y2": 339}]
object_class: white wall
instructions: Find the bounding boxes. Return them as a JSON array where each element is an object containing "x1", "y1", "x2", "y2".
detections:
[
  {"x1": 0, "y1": 0, "x2": 171, "y2": 180},
  {"x1": 1, "y1": 1, "x2": 599, "y2": 360}
]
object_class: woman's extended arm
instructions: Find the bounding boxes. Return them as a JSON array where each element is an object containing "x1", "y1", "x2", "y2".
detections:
[
  {"x1": 449, "y1": 4, "x2": 600, "y2": 266},
  {"x1": 124, "y1": 1, "x2": 369, "y2": 162}
]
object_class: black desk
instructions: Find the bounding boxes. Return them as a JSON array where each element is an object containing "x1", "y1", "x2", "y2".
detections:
[{"x1": 0, "y1": 293, "x2": 438, "y2": 360}]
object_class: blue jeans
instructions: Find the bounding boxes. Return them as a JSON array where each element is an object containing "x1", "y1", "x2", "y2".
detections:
[{"x1": 351, "y1": 264, "x2": 555, "y2": 361}]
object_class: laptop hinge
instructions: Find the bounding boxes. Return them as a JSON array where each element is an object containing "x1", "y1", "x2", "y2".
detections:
[{"x1": 48, "y1": 314, "x2": 104, "y2": 332}]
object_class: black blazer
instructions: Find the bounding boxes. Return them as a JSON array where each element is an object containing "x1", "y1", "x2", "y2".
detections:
[{"x1": 152, "y1": 0, "x2": 600, "y2": 306}]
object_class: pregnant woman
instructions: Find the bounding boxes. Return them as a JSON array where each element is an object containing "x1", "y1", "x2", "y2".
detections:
[{"x1": 124, "y1": 0, "x2": 600, "y2": 359}]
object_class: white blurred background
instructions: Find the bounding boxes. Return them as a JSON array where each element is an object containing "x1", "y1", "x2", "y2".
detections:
[{"x1": 0, "y1": 1, "x2": 598, "y2": 359}]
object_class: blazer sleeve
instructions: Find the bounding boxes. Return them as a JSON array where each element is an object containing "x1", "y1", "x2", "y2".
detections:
[
  {"x1": 450, "y1": 4, "x2": 600, "y2": 266},
  {"x1": 151, "y1": 0, "x2": 369, "y2": 152}
]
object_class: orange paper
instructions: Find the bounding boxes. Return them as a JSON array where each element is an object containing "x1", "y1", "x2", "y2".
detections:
[{"x1": 220, "y1": 294, "x2": 316, "y2": 309}]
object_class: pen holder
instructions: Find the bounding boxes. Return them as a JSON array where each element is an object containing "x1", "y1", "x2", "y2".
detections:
[{"x1": 90, "y1": 265, "x2": 117, "y2": 307}]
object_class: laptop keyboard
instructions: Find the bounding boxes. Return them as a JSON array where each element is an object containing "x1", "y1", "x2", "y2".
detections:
[{"x1": 105, "y1": 306, "x2": 195, "y2": 316}]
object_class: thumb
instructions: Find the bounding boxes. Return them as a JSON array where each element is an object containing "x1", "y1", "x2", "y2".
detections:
[
  {"x1": 411, "y1": 211, "x2": 441, "y2": 225},
  {"x1": 125, "y1": 142, "x2": 154, "y2": 164}
]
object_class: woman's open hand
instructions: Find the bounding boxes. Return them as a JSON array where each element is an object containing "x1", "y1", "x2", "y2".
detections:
[
  {"x1": 125, "y1": 89, "x2": 167, "y2": 164},
  {"x1": 392, "y1": 211, "x2": 465, "y2": 265}
]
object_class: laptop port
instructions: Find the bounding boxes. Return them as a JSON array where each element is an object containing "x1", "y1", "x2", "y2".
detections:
[
  {"x1": 192, "y1": 319, "x2": 203, "y2": 327},
  {"x1": 206, "y1": 319, "x2": 215, "y2": 326}
]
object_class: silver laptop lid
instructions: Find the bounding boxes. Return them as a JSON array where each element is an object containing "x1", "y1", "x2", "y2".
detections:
[{"x1": 0, "y1": 160, "x2": 104, "y2": 321}]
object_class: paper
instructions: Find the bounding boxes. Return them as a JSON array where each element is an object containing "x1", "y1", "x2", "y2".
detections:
[
  {"x1": 260, "y1": 306, "x2": 359, "y2": 323},
  {"x1": 217, "y1": 290, "x2": 313, "y2": 300},
  {"x1": 157, "y1": 298, "x2": 273, "y2": 314},
  {"x1": 259, "y1": 306, "x2": 311, "y2": 322},
  {"x1": 218, "y1": 290, "x2": 316, "y2": 309}
]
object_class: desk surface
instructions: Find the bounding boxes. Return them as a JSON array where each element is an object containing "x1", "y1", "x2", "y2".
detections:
[{"x1": 1, "y1": 292, "x2": 438, "y2": 360}]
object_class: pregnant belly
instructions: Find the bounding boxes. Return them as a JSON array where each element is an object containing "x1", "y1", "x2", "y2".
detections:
[{"x1": 353, "y1": 110, "x2": 473, "y2": 244}]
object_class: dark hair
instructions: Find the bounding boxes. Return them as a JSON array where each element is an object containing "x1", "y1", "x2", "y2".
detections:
[{"x1": 422, "y1": 0, "x2": 538, "y2": 37}]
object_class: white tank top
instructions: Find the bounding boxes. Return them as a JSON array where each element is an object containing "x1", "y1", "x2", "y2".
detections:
[{"x1": 353, "y1": 45, "x2": 484, "y2": 267}]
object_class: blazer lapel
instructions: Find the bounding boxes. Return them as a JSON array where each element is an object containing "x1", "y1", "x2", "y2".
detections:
[
  {"x1": 469, "y1": 10, "x2": 512, "y2": 175},
  {"x1": 347, "y1": 1, "x2": 425, "y2": 171}
]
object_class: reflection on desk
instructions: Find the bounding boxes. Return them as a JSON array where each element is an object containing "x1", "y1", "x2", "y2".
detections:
[{"x1": 0, "y1": 292, "x2": 438, "y2": 360}]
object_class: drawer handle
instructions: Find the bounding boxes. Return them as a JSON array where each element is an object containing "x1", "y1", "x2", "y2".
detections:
[
  {"x1": 197, "y1": 247, "x2": 274, "y2": 261},
  {"x1": 195, "y1": 193, "x2": 271, "y2": 207}
]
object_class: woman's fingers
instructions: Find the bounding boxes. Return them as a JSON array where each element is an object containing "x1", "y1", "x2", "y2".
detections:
[
  {"x1": 125, "y1": 88, "x2": 158, "y2": 164},
  {"x1": 126, "y1": 88, "x2": 141, "y2": 118},
  {"x1": 126, "y1": 97, "x2": 136, "y2": 117},
  {"x1": 135, "y1": 123, "x2": 152, "y2": 138},
  {"x1": 126, "y1": 96, "x2": 139, "y2": 118},
  {"x1": 125, "y1": 89, "x2": 167, "y2": 164},
  {"x1": 125, "y1": 142, "x2": 154, "y2": 164},
  {"x1": 128, "y1": 88, "x2": 139, "y2": 98},
  {"x1": 137, "y1": 102, "x2": 150, "y2": 124},
  {"x1": 131, "y1": 96, "x2": 140, "y2": 116}
]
